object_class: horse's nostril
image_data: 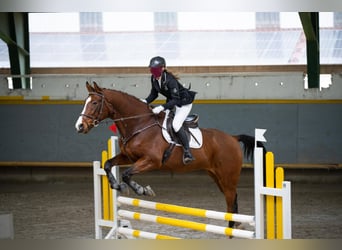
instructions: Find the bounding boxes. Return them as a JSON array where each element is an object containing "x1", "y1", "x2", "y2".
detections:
[{"x1": 77, "y1": 124, "x2": 84, "y2": 132}]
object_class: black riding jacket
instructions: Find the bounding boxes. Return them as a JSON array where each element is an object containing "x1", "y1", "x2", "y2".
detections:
[{"x1": 145, "y1": 71, "x2": 196, "y2": 110}]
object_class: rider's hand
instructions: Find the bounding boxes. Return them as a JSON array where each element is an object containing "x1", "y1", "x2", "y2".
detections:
[
  {"x1": 152, "y1": 105, "x2": 164, "y2": 114},
  {"x1": 140, "y1": 98, "x2": 147, "y2": 103}
]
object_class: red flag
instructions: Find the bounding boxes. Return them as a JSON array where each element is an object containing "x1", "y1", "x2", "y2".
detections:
[{"x1": 109, "y1": 123, "x2": 118, "y2": 134}]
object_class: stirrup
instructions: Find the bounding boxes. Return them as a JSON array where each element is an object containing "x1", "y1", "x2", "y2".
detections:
[{"x1": 183, "y1": 151, "x2": 194, "y2": 165}]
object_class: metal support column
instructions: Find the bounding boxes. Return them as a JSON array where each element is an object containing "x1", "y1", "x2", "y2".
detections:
[
  {"x1": 0, "y1": 12, "x2": 30, "y2": 89},
  {"x1": 299, "y1": 12, "x2": 320, "y2": 89}
]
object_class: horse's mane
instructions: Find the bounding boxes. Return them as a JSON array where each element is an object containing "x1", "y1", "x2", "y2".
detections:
[{"x1": 104, "y1": 88, "x2": 151, "y2": 113}]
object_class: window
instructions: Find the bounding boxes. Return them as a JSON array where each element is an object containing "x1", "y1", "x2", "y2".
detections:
[{"x1": 0, "y1": 12, "x2": 341, "y2": 68}]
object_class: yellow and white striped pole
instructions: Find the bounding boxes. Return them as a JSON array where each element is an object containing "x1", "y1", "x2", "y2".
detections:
[
  {"x1": 118, "y1": 196, "x2": 254, "y2": 224},
  {"x1": 117, "y1": 227, "x2": 180, "y2": 239},
  {"x1": 118, "y1": 210, "x2": 255, "y2": 239}
]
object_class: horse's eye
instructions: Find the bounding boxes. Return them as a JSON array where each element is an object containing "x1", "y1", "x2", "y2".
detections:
[{"x1": 92, "y1": 101, "x2": 98, "y2": 105}]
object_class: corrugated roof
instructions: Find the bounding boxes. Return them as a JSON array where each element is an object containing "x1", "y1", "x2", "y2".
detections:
[{"x1": 1, "y1": 29, "x2": 341, "y2": 67}]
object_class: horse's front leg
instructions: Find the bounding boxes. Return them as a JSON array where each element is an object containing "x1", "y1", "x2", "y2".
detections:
[
  {"x1": 104, "y1": 153, "x2": 130, "y2": 191},
  {"x1": 121, "y1": 157, "x2": 157, "y2": 196}
]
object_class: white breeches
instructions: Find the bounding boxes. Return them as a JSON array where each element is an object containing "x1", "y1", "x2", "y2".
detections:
[{"x1": 172, "y1": 104, "x2": 192, "y2": 132}]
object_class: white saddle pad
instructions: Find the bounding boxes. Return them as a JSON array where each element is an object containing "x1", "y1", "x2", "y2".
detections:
[{"x1": 161, "y1": 110, "x2": 203, "y2": 149}]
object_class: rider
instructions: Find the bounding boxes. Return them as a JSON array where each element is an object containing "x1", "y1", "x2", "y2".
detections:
[{"x1": 142, "y1": 56, "x2": 196, "y2": 165}]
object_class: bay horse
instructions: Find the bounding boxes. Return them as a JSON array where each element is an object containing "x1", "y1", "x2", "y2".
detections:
[{"x1": 75, "y1": 81, "x2": 265, "y2": 229}]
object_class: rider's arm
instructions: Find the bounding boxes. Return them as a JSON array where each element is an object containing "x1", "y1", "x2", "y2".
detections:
[
  {"x1": 145, "y1": 77, "x2": 159, "y2": 104},
  {"x1": 162, "y1": 77, "x2": 181, "y2": 110}
]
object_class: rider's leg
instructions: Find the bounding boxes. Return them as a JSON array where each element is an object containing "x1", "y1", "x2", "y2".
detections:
[
  {"x1": 176, "y1": 127, "x2": 194, "y2": 164},
  {"x1": 173, "y1": 104, "x2": 194, "y2": 164}
]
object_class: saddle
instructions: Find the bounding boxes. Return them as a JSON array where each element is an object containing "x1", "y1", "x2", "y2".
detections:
[{"x1": 162, "y1": 110, "x2": 202, "y2": 163}]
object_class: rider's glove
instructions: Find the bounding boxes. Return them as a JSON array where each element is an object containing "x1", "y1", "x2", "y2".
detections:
[
  {"x1": 152, "y1": 105, "x2": 164, "y2": 114},
  {"x1": 140, "y1": 99, "x2": 147, "y2": 103}
]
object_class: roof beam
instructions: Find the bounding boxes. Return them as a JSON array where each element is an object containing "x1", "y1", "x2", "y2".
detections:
[
  {"x1": 0, "y1": 12, "x2": 30, "y2": 89},
  {"x1": 299, "y1": 12, "x2": 320, "y2": 89}
]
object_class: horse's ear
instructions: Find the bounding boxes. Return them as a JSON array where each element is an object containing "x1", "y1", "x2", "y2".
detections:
[
  {"x1": 93, "y1": 81, "x2": 103, "y2": 93},
  {"x1": 86, "y1": 81, "x2": 94, "y2": 92}
]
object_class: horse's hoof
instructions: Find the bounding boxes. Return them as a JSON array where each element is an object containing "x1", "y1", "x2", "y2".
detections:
[
  {"x1": 144, "y1": 185, "x2": 156, "y2": 196},
  {"x1": 235, "y1": 222, "x2": 244, "y2": 229},
  {"x1": 119, "y1": 183, "x2": 129, "y2": 195}
]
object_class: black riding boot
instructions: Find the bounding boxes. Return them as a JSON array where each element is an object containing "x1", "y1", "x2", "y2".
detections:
[{"x1": 176, "y1": 127, "x2": 195, "y2": 164}]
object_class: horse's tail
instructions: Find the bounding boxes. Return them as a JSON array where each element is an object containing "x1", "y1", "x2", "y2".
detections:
[
  {"x1": 234, "y1": 134, "x2": 266, "y2": 160},
  {"x1": 234, "y1": 134, "x2": 267, "y2": 185}
]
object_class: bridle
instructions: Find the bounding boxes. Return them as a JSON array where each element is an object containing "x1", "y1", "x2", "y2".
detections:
[
  {"x1": 80, "y1": 92, "x2": 106, "y2": 127},
  {"x1": 81, "y1": 91, "x2": 162, "y2": 146},
  {"x1": 81, "y1": 91, "x2": 155, "y2": 127}
]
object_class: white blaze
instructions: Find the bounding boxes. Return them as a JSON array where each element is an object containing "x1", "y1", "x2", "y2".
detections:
[{"x1": 75, "y1": 96, "x2": 91, "y2": 130}]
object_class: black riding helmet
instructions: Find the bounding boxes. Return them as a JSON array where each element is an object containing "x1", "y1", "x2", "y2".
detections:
[{"x1": 149, "y1": 56, "x2": 166, "y2": 68}]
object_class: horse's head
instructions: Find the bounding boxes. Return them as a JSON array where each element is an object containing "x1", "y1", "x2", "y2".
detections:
[{"x1": 75, "y1": 81, "x2": 111, "y2": 133}]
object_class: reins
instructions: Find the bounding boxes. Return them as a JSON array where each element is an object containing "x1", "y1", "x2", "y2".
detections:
[
  {"x1": 81, "y1": 91, "x2": 154, "y2": 126},
  {"x1": 112, "y1": 113, "x2": 155, "y2": 123},
  {"x1": 81, "y1": 91, "x2": 159, "y2": 143}
]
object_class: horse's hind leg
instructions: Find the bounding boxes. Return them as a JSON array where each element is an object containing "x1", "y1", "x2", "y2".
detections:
[
  {"x1": 229, "y1": 193, "x2": 238, "y2": 228},
  {"x1": 207, "y1": 171, "x2": 238, "y2": 229},
  {"x1": 122, "y1": 167, "x2": 156, "y2": 196}
]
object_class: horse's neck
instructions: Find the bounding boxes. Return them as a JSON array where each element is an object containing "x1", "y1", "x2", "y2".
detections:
[
  {"x1": 106, "y1": 89, "x2": 145, "y2": 116},
  {"x1": 105, "y1": 89, "x2": 153, "y2": 125},
  {"x1": 105, "y1": 89, "x2": 157, "y2": 139}
]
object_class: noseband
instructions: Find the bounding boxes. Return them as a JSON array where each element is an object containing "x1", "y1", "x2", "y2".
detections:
[{"x1": 81, "y1": 92, "x2": 106, "y2": 127}]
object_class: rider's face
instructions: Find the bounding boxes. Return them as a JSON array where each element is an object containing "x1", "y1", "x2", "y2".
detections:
[{"x1": 150, "y1": 67, "x2": 163, "y2": 79}]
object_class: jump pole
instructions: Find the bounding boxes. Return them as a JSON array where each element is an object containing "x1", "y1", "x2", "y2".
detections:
[
  {"x1": 118, "y1": 209, "x2": 254, "y2": 238},
  {"x1": 117, "y1": 196, "x2": 254, "y2": 224}
]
